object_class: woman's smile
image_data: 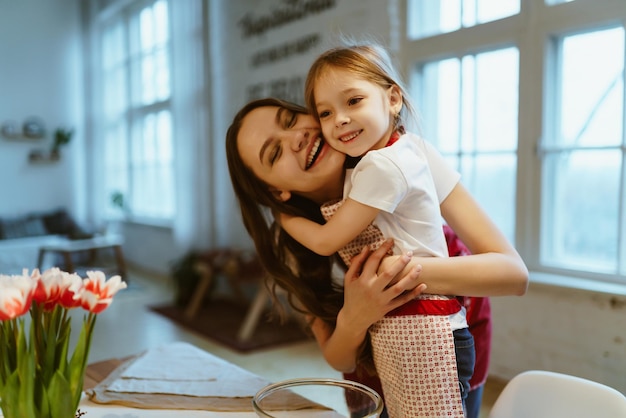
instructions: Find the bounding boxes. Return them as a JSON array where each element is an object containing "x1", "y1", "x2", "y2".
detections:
[
  {"x1": 237, "y1": 106, "x2": 346, "y2": 203},
  {"x1": 306, "y1": 136, "x2": 327, "y2": 169}
]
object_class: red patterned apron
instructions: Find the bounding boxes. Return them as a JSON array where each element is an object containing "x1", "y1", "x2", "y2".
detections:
[{"x1": 321, "y1": 197, "x2": 465, "y2": 418}]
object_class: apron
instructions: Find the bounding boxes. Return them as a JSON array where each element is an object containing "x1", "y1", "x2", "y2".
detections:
[{"x1": 320, "y1": 199, "x2": 465, "y2": 418}]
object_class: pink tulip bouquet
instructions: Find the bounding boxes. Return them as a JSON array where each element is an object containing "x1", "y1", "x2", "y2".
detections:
[{"x1": 0, "y1": 268, "x2": 127, "y2": 418}]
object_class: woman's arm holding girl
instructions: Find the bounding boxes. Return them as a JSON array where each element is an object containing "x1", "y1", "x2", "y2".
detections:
[
  {"x1": 380, "y1": 183, "x2": 529, "y2": 297},
  {"x1": 309, "y1": 239, "x2": 425, "y2": 372}
]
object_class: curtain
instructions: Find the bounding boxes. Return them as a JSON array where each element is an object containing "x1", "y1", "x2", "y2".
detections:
[{"x1": 169, "y1": 0, "x2": 212, "y2": 251}]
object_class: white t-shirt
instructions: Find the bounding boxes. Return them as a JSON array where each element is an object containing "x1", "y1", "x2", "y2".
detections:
[
  {"x1": 343, "y1": 132, "x2": 467, "y2": 330},
  {"x1": 345, "y1": 132, "x2": 460, "y2": 258}
]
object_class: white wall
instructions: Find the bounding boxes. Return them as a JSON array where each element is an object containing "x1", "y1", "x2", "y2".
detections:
[
  {"x1": 490, "y1": 281, "x2": 626, "y2": 392},
  {"x1": 0, "y1": 0, "x2": 84, "y2": 221}
]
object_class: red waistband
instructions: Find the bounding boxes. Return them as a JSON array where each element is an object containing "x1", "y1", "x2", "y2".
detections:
[{"x1": 386, "y1": 298, "x2": 462, "y2": 317}]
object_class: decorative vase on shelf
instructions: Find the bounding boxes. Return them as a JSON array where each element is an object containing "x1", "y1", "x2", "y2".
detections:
[{"x1": 0, "y1": 268, "x2": 126, "y2": 418}]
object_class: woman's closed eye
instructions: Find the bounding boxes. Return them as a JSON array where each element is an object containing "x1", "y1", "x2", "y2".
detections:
[
  {"x1": 269, "y1": 143, "x2": 282, "y2": 165},
  {"x1": 281, "y1": 110, "x2": 297, "y2": 128}
]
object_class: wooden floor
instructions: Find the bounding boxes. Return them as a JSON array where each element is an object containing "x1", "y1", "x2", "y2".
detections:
[
  {"x1": 480, "y1": 377, "x2": 508, "y2": 417},
  {"x1": 80, "y1": 268, "x2": 507, "y2": 417}
]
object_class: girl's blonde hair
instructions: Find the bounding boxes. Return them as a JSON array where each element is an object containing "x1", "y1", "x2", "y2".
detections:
[{"x1": 304, "y1": 43, "x2": 418, "y2": 132}]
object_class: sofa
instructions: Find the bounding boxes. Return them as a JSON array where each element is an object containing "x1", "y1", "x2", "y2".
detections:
[{"x1": 0, "y1": 208, "x2": 93, "y2": 274}]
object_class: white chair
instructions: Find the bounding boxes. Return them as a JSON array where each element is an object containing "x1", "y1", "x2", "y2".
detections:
[{"x1": 488, "y1": 370, "x2": 626, "y2": 418}]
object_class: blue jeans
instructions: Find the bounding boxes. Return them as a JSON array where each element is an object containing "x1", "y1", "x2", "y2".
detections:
[
  {"x1": 454, "y1": 327, "x2": 476, "y2": 404},
  {"x1": 465, "y1": 383, "x2": 485, "y2": 418}
]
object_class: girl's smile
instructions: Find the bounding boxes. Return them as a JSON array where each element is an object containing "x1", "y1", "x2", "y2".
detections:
[
  {"x1": 312, "y1": 67, "x2": 401, "y2": 157},
  {"x1": 338, "y1": 129, "x2": 363, "y2": 144}
]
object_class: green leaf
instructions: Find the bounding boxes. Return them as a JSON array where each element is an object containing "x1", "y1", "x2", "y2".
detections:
[
  {"x1": 0, "y1": 322, "x2": 38, "y2": 418},
  {"x1": 68, "y1": 314, "x2": 96, "y2": 409},
  {"x1": 44, "y1": 371, "x2": 74, "y2": 418},
  {"x1": 0, "y1": 370, "x2": 35, "y2": 418},
  {"x1": 1, "y1": 305, "x2": 95, "y2": 418}
]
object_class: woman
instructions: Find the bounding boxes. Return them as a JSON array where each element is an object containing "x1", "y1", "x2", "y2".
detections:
[{"x1": 225, "y1": 97, "x2": 528, "y2": 414}]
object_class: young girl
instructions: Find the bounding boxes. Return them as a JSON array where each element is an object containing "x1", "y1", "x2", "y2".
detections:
[{"x1": 279, "y1": 44, "x2": 472, "y2": 417}]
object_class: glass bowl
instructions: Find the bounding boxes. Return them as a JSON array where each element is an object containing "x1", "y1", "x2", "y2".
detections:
[{"x1": 252, "y1": 377, "x2": 384, "y2": 417}]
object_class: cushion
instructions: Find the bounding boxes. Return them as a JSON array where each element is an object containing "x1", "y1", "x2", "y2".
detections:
[
  {"x1": 42, "y1": 209, "x2": 79, "y2": 236},
  {"x1": 23, "y1": 217, "x2": 48, "y2": 236},
  {"x1": 0, "y1": 216, "x2": 48, "y2": 239}
]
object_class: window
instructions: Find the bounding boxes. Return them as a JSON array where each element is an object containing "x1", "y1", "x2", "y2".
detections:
[
  {"x1": 97, "y1": 0, "x2": 174, "y2": 222},
  {"x1": 405, "y1": 0, "x2": 626, "y2": 285}
]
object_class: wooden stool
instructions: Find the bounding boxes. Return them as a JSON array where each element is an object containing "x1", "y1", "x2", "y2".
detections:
[{"x1": 184, "y1": 249, "x2": 269, "y2": 341}]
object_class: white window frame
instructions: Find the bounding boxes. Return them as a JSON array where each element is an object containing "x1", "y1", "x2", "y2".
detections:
[{"x1": 401, "y1": 0, "x2": 626, "y2": 290}]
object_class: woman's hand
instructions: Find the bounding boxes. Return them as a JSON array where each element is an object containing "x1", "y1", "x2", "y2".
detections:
[
  {"x1": 343, "y1": 239, "x2": 425, "y2": 327},
  {"x1": 310, "y1": 239, "x2": 425, "y2": 372}
]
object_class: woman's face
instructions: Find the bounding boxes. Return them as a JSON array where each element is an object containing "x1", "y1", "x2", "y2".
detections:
[{"x1": 237, "y1": 106, "x2": 347, "y2": 204}]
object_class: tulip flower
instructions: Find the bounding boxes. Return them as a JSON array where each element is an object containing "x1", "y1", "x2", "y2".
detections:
[
  {"x1": 0, "y1": 267, "x2": 126, "y2": 418},
  {"x1": 78, "y1": 271, "x2": 127, "y2": 313},
  {"x1": 0, "y1": 271, "x2": 37, "y2": 320}
]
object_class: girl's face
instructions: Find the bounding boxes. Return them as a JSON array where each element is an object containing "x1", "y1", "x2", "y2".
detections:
[
  {"x1": 237, "y1": 106, "x2": 347, "y2": 204},
  {"x1": 313, "y1": 68, "x2": 403, "y2": 157}
]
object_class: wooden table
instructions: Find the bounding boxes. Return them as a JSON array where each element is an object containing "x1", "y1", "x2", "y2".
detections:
[
  {"x1": 84, "y1": 356, "x2": 129, "y2": 390},
  {"x1": 79, "y1": 344, "x2": 331, "y2": 417},
  {"x1": 37, "y1": 235, "x2": 127, "y2": 280}
]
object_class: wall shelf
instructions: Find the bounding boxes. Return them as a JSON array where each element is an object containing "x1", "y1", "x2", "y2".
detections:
[
  {"x1": 2, "y1": 135, "x2": 45, "y2": 142},
  {"x1": 28, "y1": 151, "x2": 61, "y2": 164},
  {"x1": 1, "y1": 118, "x2": 46, "y2": 140}
]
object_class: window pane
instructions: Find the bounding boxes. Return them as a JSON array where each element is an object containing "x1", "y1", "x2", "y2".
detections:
[
  {"x1": 129, "y1": 111, "x2": 174, "y2": 219},
  {"x1": 461, "y1": 154, "x2": 517, "y2": 240},
  {"x1": 557, "y1": 28, "x2": 624, "y2": 148},
  {"x1": 102, "y1": 23, "x2": 127, "y2": 119},
  {"x1": 104, "y1": 124, "x2": 128, "y2": 218},
  {"x1": 542, "y1": 26, "x2": 624, "y2": 275},
  {"x1": 475, "y1": 48, "x2": 519, "y2": 151},
  {"x1": 102, "y1": 22, "x2": 125, "y2": 69},
  {"x1": 547, "y1": 0, "x2": 576, "y2": 5},
  {"x1": 131, "y1": 1, "x2": 171, "y2": 106},
  {"x1": 140, "y1": 6, "x2": 155, "y2": 50},
  {"x1": 153, "y1": 0, "x2": 169, "y2": 44},
  {"x1": 141, "y1": 54, "x2": 156, "y2": 104},
  {"x1": 413, "y1": 47, "x2": 519, "y2": 242},
  {"x1": 154, "y1": 47, "x2": 170, "y2": 100},
  {"x1": 420, "y1": 58, "x2": 461, "y2": 154},
  {"x1": 408, "y1": 0, "x2": 520, "y2": 39},
  {"x1": 542, "y1": 150, "x2": 621, "y2": 272}
]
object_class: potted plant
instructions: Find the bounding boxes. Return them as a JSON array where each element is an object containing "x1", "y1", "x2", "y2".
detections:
[{"x1": 50, "y1": 128, "x2": 74, "y2": 159}]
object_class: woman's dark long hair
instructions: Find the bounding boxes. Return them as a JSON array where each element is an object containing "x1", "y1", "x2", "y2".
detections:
[
  {"x1": 225, "y1": 98, "x2": 343, "y2": 324},
  {"x1": 225, "y1": 98, "x2": 375, "y2": 374}
]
